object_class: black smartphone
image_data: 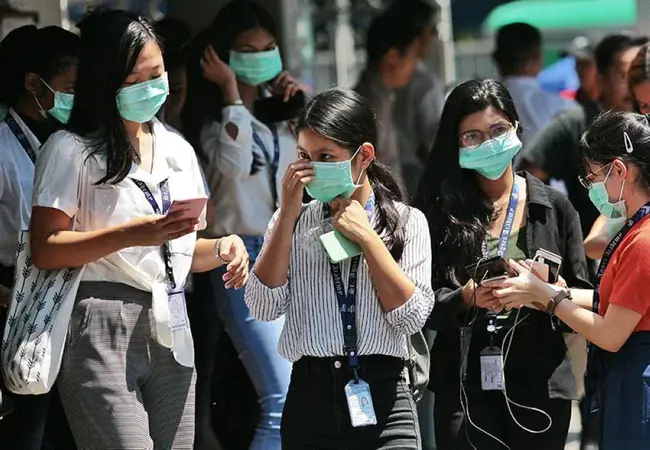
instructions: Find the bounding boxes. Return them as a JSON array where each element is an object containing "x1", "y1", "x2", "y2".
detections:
[
  {"x1": 253, "y1": 90, "x2": 306, "y2": 125},
  {"x1": 464, "y1": 256, "x2": 518, "y2": 284}
]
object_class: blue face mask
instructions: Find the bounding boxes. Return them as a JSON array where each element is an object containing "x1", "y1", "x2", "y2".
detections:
[
  {"x1": 116, "y1": 73, "x2": 169, "y2": 123},
  {"x1": 229, "y1": 47, "x2": 283, "y2": 86},
  {"x1": 306, "y1": 146, "x2": 363, "y2": 203},
  {"x1": 458, "y1": 129, "x2": 522, "y2": 180},
  {"x1": 588, "y1": 164, "x2": 627, "y2": 219},
  {"x1": 36, "y1": 77, "x2": 75, "y2": 124}
]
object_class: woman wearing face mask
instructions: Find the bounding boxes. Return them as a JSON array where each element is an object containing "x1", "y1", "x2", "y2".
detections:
[
  {"x1": 28, "y1": 10, "x2": 249, "y2": 448},
  {"x1": 0, "y1": 24, "x2": 78, "y2": 449},
  {"x1": 245, "y1": 87, "x2": 435, "y2": 449},
  {"x1": 416, "y1": 79, "x2": 591, "y2": 450},
  {"x1": 490, "y1": 110, "x2": 650, "y2": 449},
  {"x1": 182, "y1": 1, "x2": 302, "y2": 447}
]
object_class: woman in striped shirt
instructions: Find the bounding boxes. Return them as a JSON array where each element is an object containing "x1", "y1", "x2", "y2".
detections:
[{"x1": 245, "y1": 87, "x2": 435, "y2": 449}]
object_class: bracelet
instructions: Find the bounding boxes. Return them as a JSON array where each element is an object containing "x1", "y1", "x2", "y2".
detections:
[{"x1": 214, "y1": 238, "x2": 226, "y2": 264}]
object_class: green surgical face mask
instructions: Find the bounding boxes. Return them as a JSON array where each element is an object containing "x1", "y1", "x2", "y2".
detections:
[
  {"x1": 458, "y1": 129, "x2": 522, "y2": 180},
  {"x1": 229, "y1": 47, "x2": 283, "y2": 86},
  {"x1": 116, "y1": 73, "x2": 169, "y2": 123},
  {"x1": 588, "y1": 164, "x2": 627, "y2": 219},
  {"x1": 37, "y1": 77, "x2": 74, "y2": 124},
  {"x1": 306, "y1": 146, "x2": 364, "y2": 203}
]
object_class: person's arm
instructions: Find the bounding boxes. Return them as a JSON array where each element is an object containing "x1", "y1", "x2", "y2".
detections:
[
  {"x1": 200, "y1": 107, "x2": 255, "y2": 179},
  {"x1": 244, "y1": 210, "x2": 292, "y2": 321},
  {"x1": 584, "y1": 215, "x2": 610, "y2": 260},
  {"x1": 336, "y1": 203, "x2": 435, "y2": 335}
]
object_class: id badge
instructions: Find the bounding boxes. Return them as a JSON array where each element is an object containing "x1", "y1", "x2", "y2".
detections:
[
  {"x1": 480, "y1": 347, "x2": 503, "y2": 391},
  {"x1": 168, "y1": 291, "x2": 188, "y2": 331},
  {"x1": 344, "y1": 379, "x2": 377, "y2": 427}
]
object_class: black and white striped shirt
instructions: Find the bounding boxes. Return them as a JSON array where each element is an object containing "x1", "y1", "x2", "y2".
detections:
[{"x1": 245, "y1": 200, "x2": 435, "y2": 362}]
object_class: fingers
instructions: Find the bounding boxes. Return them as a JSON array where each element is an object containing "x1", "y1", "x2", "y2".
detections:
[
  {"x1": 222, "y1": 250, "x2": 249, "y2": 289},
  {"x1": 284, "y1": 160, "x2": 314, "y2": 190},
  {"x1": 162, "y1": 219, "x2": 199, "y2": 237},
  {"x1": 202, "y1": 45, "x2": 220, "y2": 66},
  {"x1": 508, "y1": 259, "x2": 529, "y2": 274},
  {"x1": 165, "y1": 225, "x2": 197, "y2": 242}
]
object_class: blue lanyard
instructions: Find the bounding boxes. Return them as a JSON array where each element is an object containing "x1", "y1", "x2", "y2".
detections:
[
  {"x1": 131, "y1": 179, "x2": 177, "y2": 289},
  {"x1": 592, "y1": 202, "x2": 650, "y2": 313},
  {"x1": 482, "y1": 179, "x2": 520, "y2": 337},
  {"x1": 252, "y1": 125, "x2": 280, "y2": 207},
  {"x1": 5, "y1": 115, "x2": 36, "y2": 164},
  {"x1": 324, "y1": 194, "x2": 375, "y2": 377},
  {"x1": 482, "y1": 179, "x2": 520, "y2": 258}
]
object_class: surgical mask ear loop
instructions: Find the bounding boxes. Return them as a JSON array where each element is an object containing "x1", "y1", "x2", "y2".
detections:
[{"x1": 351, "y1": 144, "x2": 372, "y2": 186}]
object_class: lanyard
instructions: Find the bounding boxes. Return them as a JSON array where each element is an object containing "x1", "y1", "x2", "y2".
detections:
[
  {"x1": 5, "y1": 115, "x2": 36, "y2": 164},
  {"x1": 131, "y1": 179, "x2": 177, "y2": 290},
  {"x1": 252, "y1": 125, "x2": 280, "y2": 207},
  {"x1": 482, "y1": 178, "x2": 520, "y2": 339},
  {"x1": 592, "y1": 202, "x2": 650, "y2": 313},
  {"x1": 324, "y1": 193, "x2": 375, "y2": 377}
]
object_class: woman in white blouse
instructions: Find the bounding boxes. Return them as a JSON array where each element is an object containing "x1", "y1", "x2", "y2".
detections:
[
  {"x1": 182, "y1": 2, "x2": 302, "y2": 447},
  {"x1": 29, "y1": 11, "x2": 248, "y2": 449},
  {"x1": 245, "y1": 87, "x2": 435, "y2": 449}
]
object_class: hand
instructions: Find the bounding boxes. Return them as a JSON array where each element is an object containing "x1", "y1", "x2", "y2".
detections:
[
  {"x1": 280, "y1": 159, "x2": 314, "y2": 223},
  {"x1": 125, "y1": 213, "x2": 198, "y2": 247},
  {"x1": 461, "y1": 279, "x2": 504, "y2": 313},
  {"x1": 201, "y1": 45, "x2": 238, "y2": 96},
  {"x1": 217, "y1": 235, "x2": 249, "y2": 290},
  {"x1": 272, "y1": 71, "x2": 301, "y2": 102},
  {"x1": 331, "y1": 198, "x2": 375, "y2": 245},
  {"x1": 487, "y1": 260, "x2": 556, "y2": 311}
]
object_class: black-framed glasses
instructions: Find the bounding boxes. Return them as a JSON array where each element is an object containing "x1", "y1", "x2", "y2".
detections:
[{"x1": 460, "y1": 122, "x2": 515, "y2": 149}]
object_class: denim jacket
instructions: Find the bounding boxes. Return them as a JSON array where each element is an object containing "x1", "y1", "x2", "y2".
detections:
[{"x1": 427, "y1": 173, "x2": 592, "y2": 400}]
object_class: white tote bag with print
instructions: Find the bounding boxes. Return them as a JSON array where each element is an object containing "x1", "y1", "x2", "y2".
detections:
[{"x1": 1, "y1": 161, "x2": 88, "y2": 395}]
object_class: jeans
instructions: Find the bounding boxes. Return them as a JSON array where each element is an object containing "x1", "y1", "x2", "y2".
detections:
[
  {"x1": 282, "y1": 355, "x2": 421, "y2": 449},
  {"x1": 211, "y1": 236, "x2": 290, "y2": 450}
]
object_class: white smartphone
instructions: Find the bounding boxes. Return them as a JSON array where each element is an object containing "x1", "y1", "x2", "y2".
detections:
[
  {"x1": 167, "y1": 197, "x2": 208, "y2": 221},
  {"x1": 533, "y1": 249, "x2": 563, "y2": 284}
]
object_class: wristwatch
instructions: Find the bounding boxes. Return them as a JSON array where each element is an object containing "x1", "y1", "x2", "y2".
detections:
[{"x1": 545, "y1": 288, "x2": 572, "y2": 315}]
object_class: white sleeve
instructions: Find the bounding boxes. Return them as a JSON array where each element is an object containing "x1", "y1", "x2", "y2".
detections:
[
  {"x1": 191, "y1": 150, "x2": 209, "y2": 231},
  {"x1": 200, "y1": 106, "x2": 255, "y2": 179},
  {"x1": 32, "y1": 131, "x2": 85, "y2": 218}
]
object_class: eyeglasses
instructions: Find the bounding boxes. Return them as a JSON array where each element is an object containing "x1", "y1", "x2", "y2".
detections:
[
  {"x1": 578, "y1": 162, "x2": 614, "y2": 189},
  {"x1": 460, "y1": 123, "x2": 515, "y2": 150}
]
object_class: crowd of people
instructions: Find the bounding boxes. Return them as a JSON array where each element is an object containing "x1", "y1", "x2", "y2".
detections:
[{"x1": 1, "y1": 0, "x2": 650, "y2": 449}]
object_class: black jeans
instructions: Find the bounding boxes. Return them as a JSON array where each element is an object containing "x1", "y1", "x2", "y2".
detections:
[
  {"x1": 435, "y1": 388, "x2": 571, "y2": 450},
  {"x1": 282, "y1": 355, "x2": 420, "y2": 450}
]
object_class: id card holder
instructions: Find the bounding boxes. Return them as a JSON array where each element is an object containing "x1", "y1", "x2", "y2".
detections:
[
  {"x1": 480, "y1": 346, "x2": 503, "y2": 391},
  {"x1": 168, "y1": 291, "x2": 189, "y2": 331},
  {"x1": 344, "y1": 380, "x2": 378, "y2": 427}
]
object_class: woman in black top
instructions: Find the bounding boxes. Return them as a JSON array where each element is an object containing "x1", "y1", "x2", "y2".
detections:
[{"x1": 415, "y1": 79, "x2": 591, "y2": 450}]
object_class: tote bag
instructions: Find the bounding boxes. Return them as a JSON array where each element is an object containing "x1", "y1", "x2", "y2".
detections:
[{"x1": 1, "y1": 158, "x2": 88, "y2": 395}]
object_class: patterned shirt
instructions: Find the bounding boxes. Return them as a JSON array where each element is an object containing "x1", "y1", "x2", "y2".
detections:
[{"x1": 244, "y1": 200, "x2": 435, "y2": 362}]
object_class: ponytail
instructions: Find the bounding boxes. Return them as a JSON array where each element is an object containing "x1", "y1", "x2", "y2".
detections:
[{"x1": 367, "y1": 161, "x2": 408, "y2": 261}]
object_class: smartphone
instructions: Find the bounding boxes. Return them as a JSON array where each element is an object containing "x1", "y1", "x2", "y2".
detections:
[
  {"x1": 254, "y1": 90, "x2": 306, "y2": 124},
  {"x1": 167, "y1": 197, "x2": 208, "y2": 221},
  {"x1": 319, "y1": 230, "x2": 362, "y2": 263},
  {"x1": 464, "y1": 256, "x2": 518, "y2": 284},
  {"x1": 533, "y1": 249, "x2": 563, "y2": 283}
]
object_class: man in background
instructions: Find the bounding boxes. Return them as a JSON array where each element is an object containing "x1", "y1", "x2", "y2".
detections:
[
  {"x1": 494, "y1": 22, "x2": 576, "y2": 144},
  {"x1": 391, "y1": 0, "x2": 445, "y2": 202},
  {"x1": 354, "y1": 7, "x2": 421, "y2": 190}
]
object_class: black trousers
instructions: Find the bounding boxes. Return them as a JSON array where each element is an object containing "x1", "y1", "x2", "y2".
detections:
[
  {"x1": 282, "y1": 355, "x2": 421, "y2": 450},
  {"x1": 435, "y1": 388, "x2": 571, "y2": 450}
]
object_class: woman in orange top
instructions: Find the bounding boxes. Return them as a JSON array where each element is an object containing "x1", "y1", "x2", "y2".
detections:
[{"x1": 485, "y1": 110, "x2": 650, "y2": 449}]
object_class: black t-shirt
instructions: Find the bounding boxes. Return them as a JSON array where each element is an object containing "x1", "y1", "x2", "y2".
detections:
[
  {"x1": 17, "y1": 113, "x2": 57, "y2": 145},
  {"x1": 519, "y1": 106, "x2": 599, "y2": 237}
]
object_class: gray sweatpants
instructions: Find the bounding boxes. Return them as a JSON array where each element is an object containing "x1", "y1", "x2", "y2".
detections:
[{"x1": 57, "y1": 282, "x2": 195, "y2": 450}]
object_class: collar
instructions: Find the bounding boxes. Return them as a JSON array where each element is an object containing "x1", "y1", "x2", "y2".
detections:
[
  {"x1": 357, "y1": 69, "x2": 394, "y2": 102},
  {"x1": 520, "y1": 171, "x2": 552, "y2": 209}
]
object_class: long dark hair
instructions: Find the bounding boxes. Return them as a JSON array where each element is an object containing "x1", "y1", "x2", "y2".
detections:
[
  {"x1": 67, "y1": 10, "x2": 161, "y2": 184},
  {"x1": 0, "y1": 25, "x2": 79, "y2": 107},
  {"x1": 579, "y1": 110, "x2": 650, "y2": 192},
  {"x1": 182, "y1": 0, "x2": 277, "y2": 163},
  {"x1": 297, "y1": 88, "x2": 407, "y2": 261},
  {"x1": 414, "y1": 79, "x2": 521, "y2": 285}
]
